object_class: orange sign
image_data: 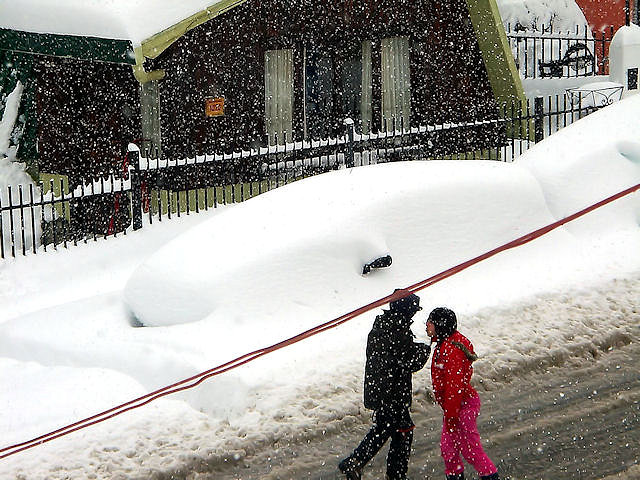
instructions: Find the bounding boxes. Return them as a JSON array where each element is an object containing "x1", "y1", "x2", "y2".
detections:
[{"x1": 205, "y1": 97, "x2": 225, "y2": 117}]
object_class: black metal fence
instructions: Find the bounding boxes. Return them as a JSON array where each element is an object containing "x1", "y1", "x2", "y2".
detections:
[
  {"x1": 0, "y1": 95, "x2": 603, "y2": 260},
  {"x1": 506, "y1": 24, "x2": 614, "y2": 78}
]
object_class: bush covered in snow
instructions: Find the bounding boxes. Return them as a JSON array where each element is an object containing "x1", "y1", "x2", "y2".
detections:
[
  {"x1": 496, "y1": 0, "x2": 589, "y2": 33},
  {"x1": 496, "y1": 0, "x2": 594, "y2": 78},
  {"x1": 0, "y1": 81, "x2": 42, "y2": 255}
]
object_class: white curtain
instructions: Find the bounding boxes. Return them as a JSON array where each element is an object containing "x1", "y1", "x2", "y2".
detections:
[
  {"x1": 381, "y1": 36, "x2": 411, "y2": 132},
  {"x1": 361, "y1": 40, "x2": 373, "y2": 134},
  {"x1": 265, "y1": 49, "x2": 294, "y2": 145}
]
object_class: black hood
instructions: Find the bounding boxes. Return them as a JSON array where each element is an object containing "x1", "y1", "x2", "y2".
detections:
[
  {"x1": 428, "y1": 307, "x2": 457, "y2": 338},
  {"x1": 390, "y1": 292, "x2": 422, "y2": 318}
]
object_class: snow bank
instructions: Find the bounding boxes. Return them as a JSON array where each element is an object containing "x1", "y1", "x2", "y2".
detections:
[
  {"x1": 517, "y1": 93, "x2": 640, "y2": 235},
  {"x1": 124, "y1": 161, "x2": 562, "y2": 328}
]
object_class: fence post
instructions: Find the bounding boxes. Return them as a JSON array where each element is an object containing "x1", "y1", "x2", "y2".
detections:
[
  {"x1": 344, "y1": 118, "x2": 355, "y2": 168},
  {"x1": 534, "y1": 97, "x2": 544, "y2": 144},
  {"x1": 129, "y1": 149, "x2": 143, "y2": 231}
]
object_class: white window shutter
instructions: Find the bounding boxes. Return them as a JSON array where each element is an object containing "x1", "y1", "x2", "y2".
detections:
[
  {"x1": 265, "y1": 49, "x2": 294, "y2": 145},
  {"x1": 381, "y1": 36, "x2": 411, "y2": 132}
]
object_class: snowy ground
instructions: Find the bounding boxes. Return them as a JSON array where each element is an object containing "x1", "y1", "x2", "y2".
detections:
[
  {"x1": 0, "y1": 96, "x2": 639, "y2": 479},
  {"x1": 181, "y1": 281, "x2": 639, "y2": 480}
]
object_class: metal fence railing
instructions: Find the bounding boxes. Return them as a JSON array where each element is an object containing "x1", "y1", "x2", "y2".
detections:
[
  {"x1": 0, "y1": 95, "x2": 605, "y2": 261},
  {"x1": 505, "y1": 24, "x2": 615, "y2": 78}
]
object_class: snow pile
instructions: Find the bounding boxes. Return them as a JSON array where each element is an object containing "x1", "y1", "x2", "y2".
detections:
[
  {"x1": 0, "y1": 96, "x2": 639, "y2": 478},
  {"x1": 125, "y1": 161, "x2": 563, "y2": 328},
  {"x1": 518, "y1": 90, "x2": 640, "y2": 234},
  {"x1": 0, "y1": 0, "x2": 228, "y2": 45}
]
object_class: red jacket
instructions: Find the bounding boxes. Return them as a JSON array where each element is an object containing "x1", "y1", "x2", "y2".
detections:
[{"x1": 431, "y1": 331, "x2": 477, "y2": 420}]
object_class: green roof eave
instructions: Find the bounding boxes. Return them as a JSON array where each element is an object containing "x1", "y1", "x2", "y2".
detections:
[
  {"x1": 140, "y1": 0, "x2": 249, "y2": 59},
  {"x1": 465, "y1": 0, "x2": 527, "y2": 109},
  {"x1": 0, "y1": 28, "x2": 136, "y2": 65}
]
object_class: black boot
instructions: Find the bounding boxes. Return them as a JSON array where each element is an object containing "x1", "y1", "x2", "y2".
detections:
[
  {"x1": 338, "y1": 457, "x2": 362, "y2": 480},
  {"x1": 446, "y1": 474, "x2": 464, "y2": 480},
  {"x1": 480, "y1": 473, "x2": 500, "y2": 480}
]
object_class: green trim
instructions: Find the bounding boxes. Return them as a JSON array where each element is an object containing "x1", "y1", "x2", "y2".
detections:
[
  {"x1": 132, "y1": 47, "x2": 166, "y2": 84},
  {"x1": 39, "y1": 173, "x2": 70, "y2": 220},
  {"x1": 465, "y1": 0, "x2": 527, "y2": 109},
  {"x1": 0, "y1": 28, "x2": 135, "y2": 65},
  {"x1": 140, "y1": 0, "x2": 249, "y2": 59}
]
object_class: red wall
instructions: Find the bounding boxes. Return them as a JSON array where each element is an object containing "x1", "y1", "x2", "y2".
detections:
[
  {"x1": 575, "y1": 0, "x2": 631, "y2": 32},
  {"x1": 575, "y1": 0, "x2": 637, "y2": 73}
]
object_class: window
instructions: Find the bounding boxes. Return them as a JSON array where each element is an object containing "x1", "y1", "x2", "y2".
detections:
[
  {"x1": 381, "y1": 36, "x2": 411, "y2": 131},
  {"x1": 265, "y1": 49, "x2": 294, "y2": 145}
]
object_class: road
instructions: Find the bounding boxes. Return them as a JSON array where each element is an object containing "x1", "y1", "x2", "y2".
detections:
[{"x1": 175, "y1": 328, "x2": 640, "y2": 480}]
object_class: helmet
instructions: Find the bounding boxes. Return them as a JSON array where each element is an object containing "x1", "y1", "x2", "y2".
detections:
[
  {"x1": 390, "y1": 292, "x2": 422, "y2": 317},
  {"x1": 428, "y1": 307, "x2": 457, "y2": 338}
]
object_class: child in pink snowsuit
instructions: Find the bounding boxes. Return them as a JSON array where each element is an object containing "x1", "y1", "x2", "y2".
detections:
[{"x1": 426, "y1": 307, "x2": 502, "y2": 480}]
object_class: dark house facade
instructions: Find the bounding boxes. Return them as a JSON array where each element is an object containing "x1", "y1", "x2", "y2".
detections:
[
  {"x1": 153, "y1": 0, "x2": 505, "y2": 157},
  {"x1": 0, "y1": 0, "x2": 525, "y2": 185}
]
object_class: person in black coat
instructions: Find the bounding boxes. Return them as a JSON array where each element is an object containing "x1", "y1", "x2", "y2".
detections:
[{"x1": 339, "y1": 292, "x2": 431, "y2": 480}]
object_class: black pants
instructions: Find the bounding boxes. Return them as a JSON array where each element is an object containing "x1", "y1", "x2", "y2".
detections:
[{"x1": 348, "y1": 408, "x2": 414, "y2": 479}]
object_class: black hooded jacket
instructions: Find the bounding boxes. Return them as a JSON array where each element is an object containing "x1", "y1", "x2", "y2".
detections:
[{"x1": 363, "y1": 310, "x2": 431, "y2": 411}]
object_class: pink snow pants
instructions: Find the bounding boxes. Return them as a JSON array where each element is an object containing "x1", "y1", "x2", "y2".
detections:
[{"x1": 440, "y1": 394, "x2": 497, "y2": 477}]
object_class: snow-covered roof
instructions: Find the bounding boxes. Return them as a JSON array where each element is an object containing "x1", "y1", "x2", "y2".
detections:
[{"x1": 0, "y1": 0, "x2": 236, "y2": 47}]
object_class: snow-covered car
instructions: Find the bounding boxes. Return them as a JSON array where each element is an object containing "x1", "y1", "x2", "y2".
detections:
[{"x1": 124, "y1": 95, "x2": 640, "y2": 330}]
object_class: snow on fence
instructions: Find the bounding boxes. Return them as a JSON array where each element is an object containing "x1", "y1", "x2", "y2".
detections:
[
  {"x1": 505, "y1": 24, "x2": 614, "y2": 78},
  {"x1": 0, "y1": 96, "x2": 603, "y2": 261}
]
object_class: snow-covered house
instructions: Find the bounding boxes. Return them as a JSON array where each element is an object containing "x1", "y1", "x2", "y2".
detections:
[{"x1": 0, "y1": 0, "x2": 525, "y2": 185}]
